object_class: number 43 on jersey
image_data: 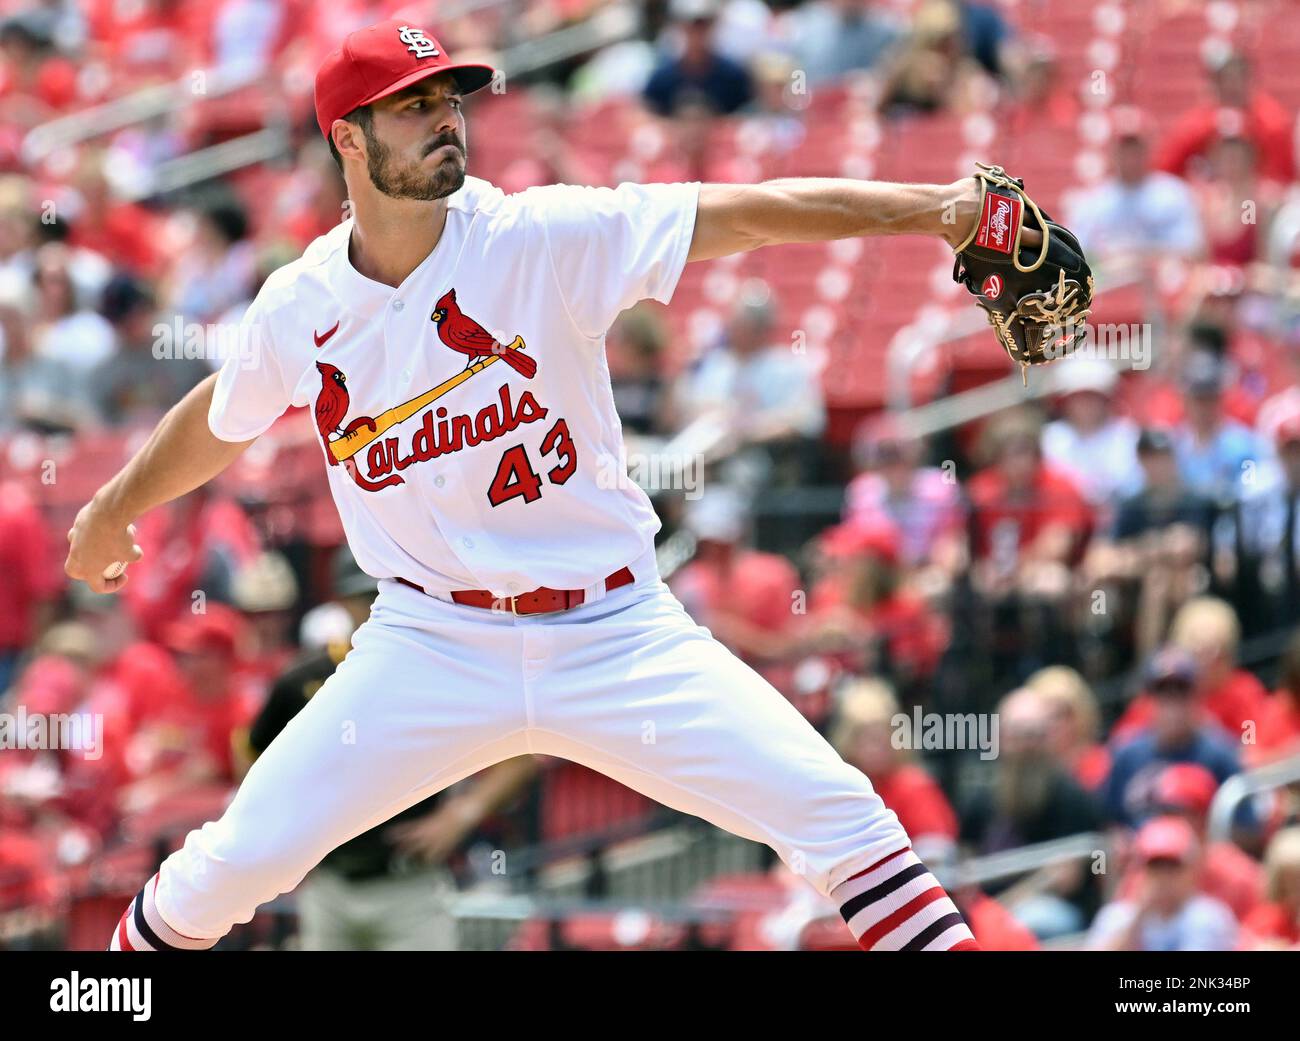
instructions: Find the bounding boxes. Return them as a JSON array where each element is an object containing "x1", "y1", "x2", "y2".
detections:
[{"x1": 487, "y1": 418, "x2": 576, "y2": 506}]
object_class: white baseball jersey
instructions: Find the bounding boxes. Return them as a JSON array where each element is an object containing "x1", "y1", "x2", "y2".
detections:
[{"x1": 209, "y1": 176, "x2": 700, "y2": 595}]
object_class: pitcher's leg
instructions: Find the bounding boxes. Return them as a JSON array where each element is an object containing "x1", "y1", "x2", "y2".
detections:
[
  {"x1": 111, "y1": 593, "x2": 529, "y2": 949},
  {"x1": 535, "y1": 584, "x2": 977, "y2": 951}
]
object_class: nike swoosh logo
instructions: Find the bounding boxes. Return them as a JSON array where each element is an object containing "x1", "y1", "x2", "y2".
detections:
[{"x1": 314, "y1": 322, "x2": 340, "y2": 348}]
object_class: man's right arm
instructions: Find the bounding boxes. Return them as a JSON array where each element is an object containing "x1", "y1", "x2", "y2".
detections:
[{"x1": 64, "y1": 372, "x2": 257, "y2": 594}]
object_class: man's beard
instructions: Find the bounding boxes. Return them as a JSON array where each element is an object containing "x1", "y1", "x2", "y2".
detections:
[{"x1": 365, "y1": 127, "x2": 466, "y2": 201}]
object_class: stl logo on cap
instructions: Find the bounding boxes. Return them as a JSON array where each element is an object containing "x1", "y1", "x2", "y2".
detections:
[{"x1": 398, "y1": 25, "x2": 439, "y2": 59}]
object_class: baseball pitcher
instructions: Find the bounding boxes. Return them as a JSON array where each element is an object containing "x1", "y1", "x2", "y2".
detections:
[{"x1": 64, "y1": 18, "x2": 1090, "y2": 952}]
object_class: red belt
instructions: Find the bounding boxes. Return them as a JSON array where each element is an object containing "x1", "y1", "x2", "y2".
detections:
[{"x1": 395, "y1": 566, "x2": 634, "y2": 615}]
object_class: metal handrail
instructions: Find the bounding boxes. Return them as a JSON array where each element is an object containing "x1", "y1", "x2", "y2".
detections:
[
  {"x1": 138, "y1": 127, "x2": 291, "y2": 199},
  {"x1": 937, "y1": 832, "x2": 1108, "y2": 890},
  {"x1": 22, "y1": 65, "x2": 265, "y2": 165},
  {"x1": 1207, "y1": 751, "x2": 1300, "y2": 844}
]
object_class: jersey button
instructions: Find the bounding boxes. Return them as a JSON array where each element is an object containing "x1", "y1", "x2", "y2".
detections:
[
  {"x1": 434, "y1": 475, "x2": 445, "y2": 488},
  {"x1": 400, "y1": 369, "x2": 411, "y2": 383},
  {"x1": 462, "y1": 537, "x2": 474, "y2": 549},
  {"x1": 392, "y1": 299, "x2": 405, "y2": 312}
]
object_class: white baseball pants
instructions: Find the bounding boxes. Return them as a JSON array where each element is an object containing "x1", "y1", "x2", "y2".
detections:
[{"x1": 148, "y1": 561, "x2": 911, "y2": 942}]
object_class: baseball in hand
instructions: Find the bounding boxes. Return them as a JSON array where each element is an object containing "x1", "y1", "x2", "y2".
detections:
[{"x1": 103, "y1": 561, "x2": 127, "y2": 580}]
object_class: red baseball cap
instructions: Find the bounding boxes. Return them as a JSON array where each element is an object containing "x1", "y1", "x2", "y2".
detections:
[
  {"x1": 820, "y1": 517, "x2": 902, "y2": 565},
  {"x1": 1134, "y1": 815, "x2": 1199, "y2": 865},
  {"x1": 314, "y1": 19, "x2": 495, "y2": 139},
  {"x1": 162, "y1": 604, "x2": 245, "y2": 658},
  {"x1": 1153, "y1": 763, "x2": 1219, "y2": 816}
]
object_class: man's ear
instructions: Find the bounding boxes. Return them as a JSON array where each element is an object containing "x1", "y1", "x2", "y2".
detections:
[{"x1": 332, "y1": 120, "x2": 364, "y2": 163}]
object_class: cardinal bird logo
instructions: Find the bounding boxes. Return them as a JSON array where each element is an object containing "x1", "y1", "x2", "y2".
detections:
[
  {"x1": 314, "y1": 361, "x2": 379, "y2": 467},
  {"x1": 431, "y1": 289, "x2": 537, "y2": 379}
]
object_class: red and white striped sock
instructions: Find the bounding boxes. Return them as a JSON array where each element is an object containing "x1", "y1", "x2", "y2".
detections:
[
  {"x1": 107, "y1": 873, "x2": 219, "y2": 952},
  {"x1": 832, "y1": 848, "x2": 979, "y2": 951}
]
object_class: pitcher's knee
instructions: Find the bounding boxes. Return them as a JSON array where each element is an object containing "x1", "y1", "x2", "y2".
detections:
[{"x1": 156, "y1": 816, "x2": 323, "y2": 940}]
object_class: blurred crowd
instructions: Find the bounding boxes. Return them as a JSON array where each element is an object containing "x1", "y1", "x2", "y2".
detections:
[{"x1": 2, "y1": 0, "x2": 1300, "y2": 950}]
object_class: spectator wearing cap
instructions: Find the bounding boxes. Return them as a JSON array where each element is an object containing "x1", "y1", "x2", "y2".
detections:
[
  {"x1": 672, "y1": 279, "x2": 825, "y2": 487},
  {"x1": 1242, "y1": 826, "x2": 1300, "y2": 949},
  {"x1": 784, "y1": 0, "x2": 905, "y2": 88},
  {"x1": 843, "y1": 413, "x2": 964, "y2": 578},
  {"x1": 1040, "y1": 358, "x2": 1141, "y2": 512},
  {"x1": 1163, "y1": 597, "x2": 1269, "y2": 738},
  {"x1": 1172, "y1": 350, "x2": 1273, "y2": 502},
  {"x1": 1154, "y1": 50, "x2": 1294, "y2": 186},
  {"x1": 1087, "y1": 426, "x2": 1214, "y2": 660},
  {"x1": 829, "y1": 678, "x2": 958, "y2": 864},
  {"x1": 959, "y1": 686, "x2": 1104, "y2": 939},
  {"x1": 1025, "y1": 665, "x2": 1109, "y2": 792},
  {"x1": 1087, "y1": 815, "x2": 1238, "y2": 951},
  {"x1": 121, "y1": 484, "x2": 263, "y2": 643},
  {"x1": 643, "y1": 0, "x2": 754, "y2": 117},
  {"x1": 1066, "y1": 106, "x2": 1204, "y2": 264},
  {"x1": 1103, "y1": 645, "x2": 1248, "y2": 830},
  {"x1": 799, "y1": 515, "x2": 947, "y2": 690},
  {"x1": 113, "y1": 604, "x2": 262, "y2": 814},
  {"x1": 1114, "y1": 762, "x2": 1264, "y2": 922},
  {"x1": 1111, "y1": 427, "x2": 1215, "y2": 541}
]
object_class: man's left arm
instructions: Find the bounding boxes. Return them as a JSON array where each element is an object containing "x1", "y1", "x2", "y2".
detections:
[{"x1": 687, "y1": 177, "x2": 982, "y2": 263}]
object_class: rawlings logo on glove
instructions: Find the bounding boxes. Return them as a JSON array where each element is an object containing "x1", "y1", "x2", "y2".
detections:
[{"x1": 952, "y1": 163, "x2": 1094, "y2": 380}]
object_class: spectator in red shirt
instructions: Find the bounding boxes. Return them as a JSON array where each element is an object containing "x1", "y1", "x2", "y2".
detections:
[
  {"x1": 1190, "y1": 133, "x2": 1282, "y2": 268},
  {"x1": 966, "y1": 409, "x2": 1093, "y2": 601},
  {"x1": 1114, "y1": 596, "x2": 1268, "y2": 741},
  {"x1": 1154, "y1": 50, "x2": 1295, "y2": 186},
  {"x1": 801, "y1": 516, "x2": 948, "y2": 688},
  {"x1": 1026, "y1": 665, "x2": 1110, "y2": 792},
  {"x1": 1242, "y1": 826, "x2": 1300, "y2": 950},
  {"x1": 0, "y1": 481, "x2": 62, "y2": 695},
  {"x1": 115, "y1": 605, "x2": 260, "y2": 814},
  {"x1": 829, "y1": 678, "x2": 958, "y2": 862},
  {"x1": 121, "y1": 484, "x2": 262, "y2": 642},
  {"x1": 66, "y1": 149, "x2": 165, "y2": 278}
]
